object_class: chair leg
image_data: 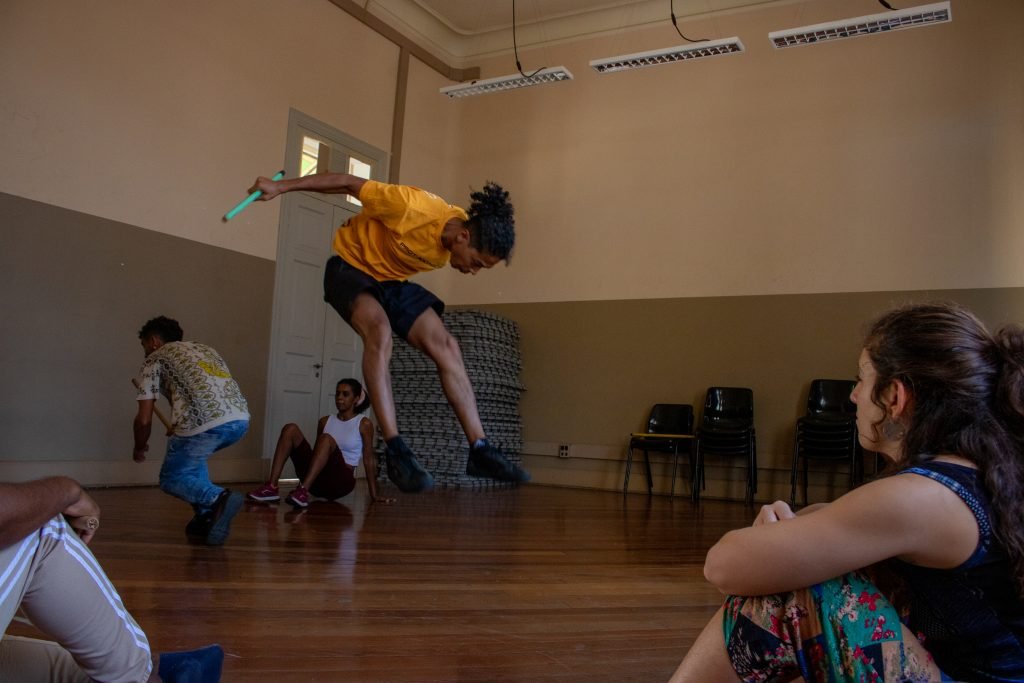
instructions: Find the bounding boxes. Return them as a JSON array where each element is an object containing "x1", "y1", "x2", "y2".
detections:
[
  {"x1": 851, "y1": 433, "x2": 861, "y2": 489},
  {"x1": 688, "y1": 443, "x2": 697, "y2": 499},
  {"x1": 692, "y1": 444, "x2": 702, "y2": 504},
  {"x1": 751, "y1": 443, "x2": 757, "y2": 494},
  {"x1": 749, "y1": 442, "x2": 757, "y2": 504},
  {"x1": 802, "y1": 455, "x2": 810, "y2": 506},
  {"x1": 848, "y1": 444, "x2": 856, "y2": 494},
  {"x1": 670, "y1": 442, "x2": 679, "y2": 498},
  {"x1": 643, "y1": 449, "x2": 653, "y2": 496},
  {"x1": 743, "y1": 444, "x2": 751, "y2": 506},
  {"x1": 623, "y1": 446, "x2": 633, "y2": 495}
]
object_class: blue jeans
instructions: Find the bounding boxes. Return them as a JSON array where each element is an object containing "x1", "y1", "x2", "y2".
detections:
[{"x1": 159, "y1": 420, "x2": 248, "y2": 512}]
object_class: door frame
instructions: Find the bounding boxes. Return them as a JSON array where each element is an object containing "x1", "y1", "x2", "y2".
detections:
[{"x1": 262, "y1": 109, "x2": 389, "y2": 460}]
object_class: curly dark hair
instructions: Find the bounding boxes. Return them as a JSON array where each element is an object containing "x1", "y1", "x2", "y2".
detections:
[
  {"x1": 138, "y1": 316, "x2": 183, "y2": 343},
  {"x1": 864, "y1": 302, "x2": 1024, "y2": 597},
  {"x1": 466, "y1": 181, "x2": 515, "y2": 262}
]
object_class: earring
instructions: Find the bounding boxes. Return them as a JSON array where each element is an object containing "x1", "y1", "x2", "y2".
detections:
[{"x1": 881, "y1": 417, "x2": 905, "y2": 441}]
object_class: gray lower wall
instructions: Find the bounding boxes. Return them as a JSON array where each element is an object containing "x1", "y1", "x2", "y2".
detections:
[
  {"x1": 4, "y1": 190, "x2": 1022, "y2": 503},
  {"x1": 0, "y1": 192, "x2": 273, "y2": 485},
  {"x1": 468, "y1": 288, "x2": 1024, "y2": 502}
]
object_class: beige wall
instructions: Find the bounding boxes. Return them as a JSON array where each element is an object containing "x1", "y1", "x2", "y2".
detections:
[
  {"x1": 2, "y1": 0, "x2": 1022, "y2": 500},
  {"x1": 0, "y1": 0, "x2": 399, "y2": 260},
  {"x1": 0, "y1": 0, "x2": 409, "y2": 483},
  {"x1": 433, "y1": 0, "x2": 1024, "y2": 306},
  {"x1": 396, "y1": 55, "x2": 468, "y2": 302},
  {"x1": 470, "y1": 286, "x2": 1024, "y2": 501},
  {"x1": 6, "y1": 0, "x2": 1017, "y2": 303}
]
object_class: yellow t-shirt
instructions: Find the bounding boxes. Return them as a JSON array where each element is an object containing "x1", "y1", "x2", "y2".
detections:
[{"x1": 332, "y1": 180, "x2": 468, "y2": 281}]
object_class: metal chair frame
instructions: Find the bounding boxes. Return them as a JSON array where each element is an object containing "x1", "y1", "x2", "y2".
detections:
[{"x1": 623, "y1": 404, "x2": 695, "y2": 497}]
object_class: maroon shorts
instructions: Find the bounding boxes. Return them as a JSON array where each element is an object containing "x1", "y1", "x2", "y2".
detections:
[{"x1": 291, "y1": 439, "x2": 356, "y2": 500}]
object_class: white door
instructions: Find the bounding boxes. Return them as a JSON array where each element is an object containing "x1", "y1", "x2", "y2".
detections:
[
  {"x1": 264, "y1": 195, "x2": 349, "y2": 449},
  {"x1": 263, "y1": 110, "x2": 388, "y2": 460}
]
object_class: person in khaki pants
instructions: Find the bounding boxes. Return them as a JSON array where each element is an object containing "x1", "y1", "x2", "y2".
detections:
[{"x1": 0, "y1": 476, "x2": 222, "y2": 682}]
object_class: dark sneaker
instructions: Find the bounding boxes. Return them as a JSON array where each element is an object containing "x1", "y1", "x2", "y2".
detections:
[
  {"x1": 185, "y1": 511, "x2": 213, "y2": 543},
  {"x1": 159, "y1": 643, "x2": 224, "y2": 683},
  {"x1": 385, "y1": 442, "x2": 434, "y2": 493},
  {"x1": 285, "y1": 485, "x2": 310, "y2": 509},
  {"x1": 467, "y1": 443, "x2": 531, "y2": 483},
  {"x1": 205, "y1": 490, "x2": 244, "y2": 546},
  {"x1": 247, "y1": 482, "x2": 280, "y2": 503}
]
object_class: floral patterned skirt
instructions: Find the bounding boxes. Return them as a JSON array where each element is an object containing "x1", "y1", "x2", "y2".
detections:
[{"x1": 721, "y1": 572, "x2": 950, "y2": 682}]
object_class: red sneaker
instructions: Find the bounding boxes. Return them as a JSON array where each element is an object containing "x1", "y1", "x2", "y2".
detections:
[
  {"x1": 246, "y1": 483, "x2": 280, "y2": 503},
  {"x1": 286, "y1": 485, "x2": 310, "y2": 508}
]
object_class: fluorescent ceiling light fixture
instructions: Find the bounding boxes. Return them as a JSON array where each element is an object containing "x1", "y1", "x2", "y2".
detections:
[
  {"x1": 440, "y1": 67, "x2": 573, "y2": 98},
  {"x1": 769, "y1": 1, "x2": 951, "y2": 49},
  {"x1": 590, "y1": 37, "x2": 745, "y2": 74}
]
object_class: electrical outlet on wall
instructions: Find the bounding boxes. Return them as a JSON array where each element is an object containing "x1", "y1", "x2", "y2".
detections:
[{"x1": 558, "y1": 444, "x2": 570, "y2": 458}]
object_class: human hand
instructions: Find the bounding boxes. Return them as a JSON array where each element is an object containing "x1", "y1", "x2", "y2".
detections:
[
  {"x1": 63, "y1": 490, "x2": 101, "y2": 544},
  {"x1": 752, "y1": 500, "x2": 796, "y2": 526},
  {"x1": 248, "y1": 176, "x2": 281, "y2": 201},
  {"x1": 133, "y1": 445, "x2": 148, "y2": 463}
]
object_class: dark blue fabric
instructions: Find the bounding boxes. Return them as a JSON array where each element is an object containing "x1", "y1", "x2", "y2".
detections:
[{"x1": 893, "y1": 460, "x2": 1024, "y2": 682}]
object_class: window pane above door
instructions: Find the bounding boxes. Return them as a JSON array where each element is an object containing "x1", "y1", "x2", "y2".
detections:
[
  {"x1": 300, "y1": 136, "x2": 322, "y2": 177},
  {"x1": 345, "y1": 157, "x2": 372, "y2": 206}
]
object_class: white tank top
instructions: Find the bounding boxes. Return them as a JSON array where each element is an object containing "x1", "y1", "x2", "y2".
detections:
[{"x1": 322, "y1": 414, "x2": 366, "y2": 467}]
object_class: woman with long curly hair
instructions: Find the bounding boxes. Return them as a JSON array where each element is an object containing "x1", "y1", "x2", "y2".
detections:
[{"x1": 671, "y1": 302, "x2": 1024, "y2": 682}]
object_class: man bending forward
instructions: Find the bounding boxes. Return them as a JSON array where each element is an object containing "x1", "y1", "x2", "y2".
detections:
[{"x1": 251, "y1": 173, "x2": 529, "y2": 492}]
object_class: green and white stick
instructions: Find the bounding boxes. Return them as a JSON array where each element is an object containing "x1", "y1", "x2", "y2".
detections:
[{"x1": 223, "y1": 170, "x2": 285, "y2": 221}]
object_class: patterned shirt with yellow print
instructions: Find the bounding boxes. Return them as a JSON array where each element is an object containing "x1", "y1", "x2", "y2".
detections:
[
  {"x1": 331, "y1": 180, "x2": 468, "y2": 282},
  {"x1": 136, "y1": 341, "x2": 250, "y2": 437}
]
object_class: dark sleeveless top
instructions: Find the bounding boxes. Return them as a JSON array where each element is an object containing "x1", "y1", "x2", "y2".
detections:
[{"x1": 891, "y1": 460, "x2": 1024, "y2": 682}]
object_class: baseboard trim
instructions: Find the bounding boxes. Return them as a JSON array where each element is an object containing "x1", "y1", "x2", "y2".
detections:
[{"x1": 0, "y1": 458, "x2": 264, "y2": 487}]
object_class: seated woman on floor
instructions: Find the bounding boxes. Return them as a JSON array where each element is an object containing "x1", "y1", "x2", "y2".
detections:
[
  {"x1": 248, "y1": 378, "x2": 393, "y2": 507},
  {"x1": 670, "y1": 302, "x2": 1024, "y2": 682}
]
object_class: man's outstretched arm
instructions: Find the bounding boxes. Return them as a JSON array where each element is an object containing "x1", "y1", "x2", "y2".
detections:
[
  {"x1": 249, "y1": 172, "x2": 367, "y2": 201},
  {"x1": 0, "y1": 477, "x2": 99, "y2": 548}
]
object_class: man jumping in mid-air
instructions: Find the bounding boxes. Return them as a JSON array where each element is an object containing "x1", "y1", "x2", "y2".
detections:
[{"x1": 250, "y1": 173, "x2": 529, "y2": 493}]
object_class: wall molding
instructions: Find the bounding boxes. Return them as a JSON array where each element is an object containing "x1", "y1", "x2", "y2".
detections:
[{"x1": 0, "y1": 458, "x2": 263, "y2": 489}]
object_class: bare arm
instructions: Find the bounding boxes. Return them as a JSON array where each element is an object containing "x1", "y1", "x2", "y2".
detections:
[
  {"x1": 797, "y1": 502, "x2": 829, "y2": 516},
  {"x1": 0, "y1": 478, "x2": 101, "y2": 548},
  {"x1": 703, "y1": 474, "x2": 978, "y2": 596},
  {"x1": 133, "y1": 399, "x2": 155, "y2": 462},
  {"x1": 249, "y1": 173, "x2": 367, "y2": 201},
  {"x1": 360, "y1": 419, "x2": 393, "y2": 504}
]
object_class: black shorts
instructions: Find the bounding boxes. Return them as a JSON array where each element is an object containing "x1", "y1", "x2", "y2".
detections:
[{"x1": 323, "y1": 255, "x2": 444, "y2": 340}]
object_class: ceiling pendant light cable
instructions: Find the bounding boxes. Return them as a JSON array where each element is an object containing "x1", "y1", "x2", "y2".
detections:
[
  {"x1": 512, "y1": 0, "x2": 545, "y2": 79},
  {"x1": 670, "y1": 0, "x2": 709, "y2": 43}
]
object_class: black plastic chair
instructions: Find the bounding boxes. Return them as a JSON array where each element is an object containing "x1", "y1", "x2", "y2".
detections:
[
  {"x1": 790, "y1": 379, "x2": 861, "y2": 506},
  {"x1": 623, "y1": 404, "x2": 695, "y2": 497},
  {"x1": 694, "y1": 388, "x2": 756, "y2": 505}
]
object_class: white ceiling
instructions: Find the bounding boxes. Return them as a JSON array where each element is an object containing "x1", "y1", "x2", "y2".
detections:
[{"x1": 365, "y1": 0, "x2": 797, "y2": 63}]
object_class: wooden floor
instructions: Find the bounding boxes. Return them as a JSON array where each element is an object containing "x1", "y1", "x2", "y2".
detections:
[{"x1": 12, "y1": 484, "x2": 753, "y2": 682}]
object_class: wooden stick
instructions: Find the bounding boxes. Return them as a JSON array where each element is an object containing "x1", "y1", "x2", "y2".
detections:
[{"x1": 131, "y1": 378, "x2": 172, "y2": 430}]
